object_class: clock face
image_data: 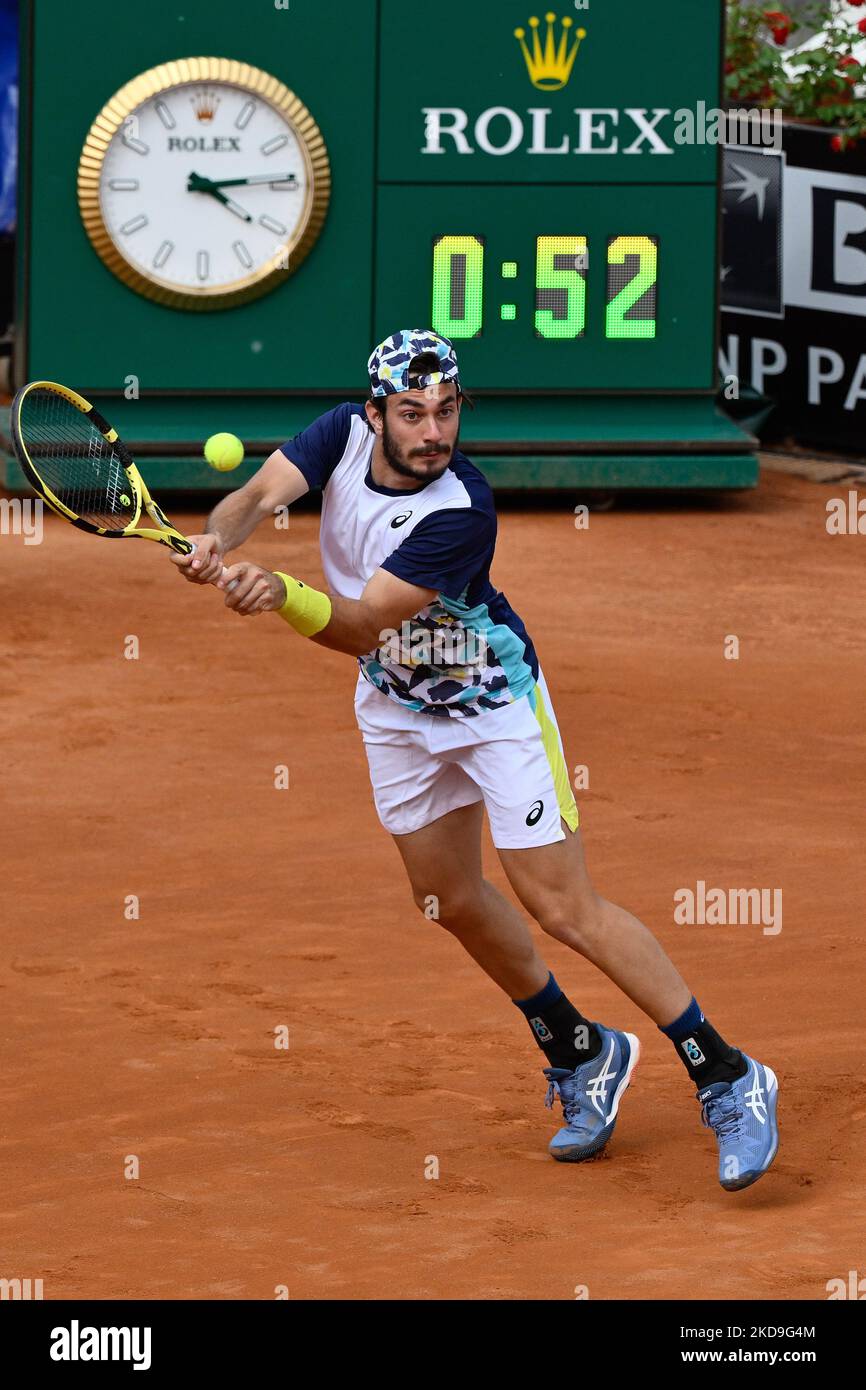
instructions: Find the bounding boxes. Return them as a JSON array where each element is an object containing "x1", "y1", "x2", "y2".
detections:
[{"x1": 78, "y1": 58, "x2": 330, "y2": 310}]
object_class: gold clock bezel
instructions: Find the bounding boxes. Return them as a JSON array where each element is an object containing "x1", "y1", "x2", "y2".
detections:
[{"x1": 77, "y1": 56, "x2": 331, "y2": 311}]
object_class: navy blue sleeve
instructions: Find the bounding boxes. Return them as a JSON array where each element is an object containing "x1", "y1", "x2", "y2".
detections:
[
  {"x1": 381, "y1": 507, "x2": 496, "y2": 600},
  {"x1": 278, "y1": 403, "x2": 355, "y2": 491}
]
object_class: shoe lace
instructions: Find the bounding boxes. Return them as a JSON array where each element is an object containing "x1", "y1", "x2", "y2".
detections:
[
  {"x1": 544, "y1": 1072, "x2": 582, "y2": 1126},
  {"x1": 701, "y1": 1089, "x2": 743, "y2": 1142}
]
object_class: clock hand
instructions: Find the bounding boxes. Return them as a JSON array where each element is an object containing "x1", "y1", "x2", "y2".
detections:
[
  {"x1": 205, "y1": 173, "x2": 297, "y2": 188},
  {"x1": 187, "y1": 171, "x2": 217, "y2": 193},
  {"x1": 218, "y1": 191, "x2": 254, "y2": 221},
  {"x1": 187, "y1": 172, "x2": 252, "y2": 222}
]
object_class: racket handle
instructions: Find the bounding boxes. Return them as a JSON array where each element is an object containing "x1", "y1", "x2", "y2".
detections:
[{"x1": 188, "y1": 540, "x2": 238, "y2": 591}]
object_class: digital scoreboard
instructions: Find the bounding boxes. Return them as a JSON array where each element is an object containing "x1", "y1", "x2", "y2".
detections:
[
  {"x1": 389, "y1": 197, "x2": 707, "y2": 390},
  {"x1": 6, "y1": 0, "x2": 757, "y2": 491},
  {"x1": 432, "y1": 235, "x2": 659, "y2": 342}
]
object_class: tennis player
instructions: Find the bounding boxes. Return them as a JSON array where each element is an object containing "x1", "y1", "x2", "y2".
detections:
[{"x1": 172, "y1": 329, "x2": 779, "y2": 1191}]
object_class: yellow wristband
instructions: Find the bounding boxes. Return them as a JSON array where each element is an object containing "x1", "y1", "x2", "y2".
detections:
[{"x1": 273, "y1": 572, "x2": 332, "y2": 637}]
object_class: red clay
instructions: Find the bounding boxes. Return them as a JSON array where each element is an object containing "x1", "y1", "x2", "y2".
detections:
[{"x1": 0, "y1": 466, "x2": 862, "y2": 1300}]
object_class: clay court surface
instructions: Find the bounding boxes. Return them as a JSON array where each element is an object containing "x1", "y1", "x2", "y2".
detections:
[{"x1": 1, "y1": 466, "x2": 862, "y2": 1301}]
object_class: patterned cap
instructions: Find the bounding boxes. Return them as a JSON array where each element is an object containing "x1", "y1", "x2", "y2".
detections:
[{"x1": 367, "y1": 328, "x2": 460, "y2": 397}]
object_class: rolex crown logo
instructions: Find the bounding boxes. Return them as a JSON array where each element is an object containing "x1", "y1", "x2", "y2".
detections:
[
  {"x1": 191, "y1": 89, "x2": 220, "y2": 123},
  {"x1": 514, "y1": 12, "x2": 586, "y2": 91}
]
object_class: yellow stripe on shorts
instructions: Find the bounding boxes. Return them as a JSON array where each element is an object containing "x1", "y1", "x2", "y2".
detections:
[{"x1": 530, "y1": 681, "x2": 579, "y2": 832}]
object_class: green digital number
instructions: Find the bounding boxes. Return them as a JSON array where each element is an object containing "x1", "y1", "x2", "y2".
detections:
[
  {"x1": 605, "y1": 236, "x2": 658, "y2": 339},
  {"x1": 432, "y1": 235, "x2": 484, "y2": 339},
  {"x1": 534, "y1": 236, "x2": 587, "y2": 340}
]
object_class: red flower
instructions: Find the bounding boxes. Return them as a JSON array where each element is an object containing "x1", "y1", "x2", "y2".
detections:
[
  {"x1": 725, "y1": 59, "x2": 735, "y2": 74},
  {"x1": 846, "y1": 0, "x2": 864, "y2": 8},
  {"x1": 839, "y1": 55, "x2": 861, "y2": 86},
  {"x1": 831, "y1": 135, "x2": 845, "y2": 151},
  {"x1": 765, "y1": 7, "x2": 790, "y2": 38},
  {"x1": 764, "y1": 6, "x2": 791, "y2": 39},
  {"x1": 859, "y1": 18, "x2": 866, "y2": 33}
]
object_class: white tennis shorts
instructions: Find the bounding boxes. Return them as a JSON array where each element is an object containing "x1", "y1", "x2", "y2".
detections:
[{"x1": 353, "y1": 667, "x2": 579, "y2": 849}]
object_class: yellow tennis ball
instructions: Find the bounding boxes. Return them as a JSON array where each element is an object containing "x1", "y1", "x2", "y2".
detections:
[{"x1": 204, "y1": 432, "x2": 244, "y2": 472}]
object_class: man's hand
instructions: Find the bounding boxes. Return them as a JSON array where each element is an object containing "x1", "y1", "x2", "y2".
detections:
[
  {"x1": 217, "y1": 562, "x2": 286, "y2": 615},
  {"x1": 167, "y1": 450, "x2": 311, "y2": 589},
  {"x1": 170, "y1": 533, "x2": 225, "y2": 584}
]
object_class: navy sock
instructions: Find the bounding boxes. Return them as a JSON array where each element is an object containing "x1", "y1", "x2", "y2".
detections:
[
  {"x1": 513, "y1": 972, "x2": 602, "y2": 1070},
  {"x1": 660, "y1": 997, "x2": 747, "y2": 1087}
]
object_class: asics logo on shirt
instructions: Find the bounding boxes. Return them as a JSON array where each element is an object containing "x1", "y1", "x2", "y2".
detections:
[{"x1": 390, "y1": 510, "x2": 413, "y2": 528}]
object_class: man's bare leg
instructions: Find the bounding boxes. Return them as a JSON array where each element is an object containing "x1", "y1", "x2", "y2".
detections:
[
  {"x1": 498, "y1": 824, "x2": 691, "y2": 1027},
  {"x1": 392, "y1": 803, "x2": 691, "y2": 1028},
  {"x1": 391, "y1": 803, "x2": 741, "y2": 1086},
  {"x1": 389, "y1": 800, "x2": 550, "y2": 1000}
]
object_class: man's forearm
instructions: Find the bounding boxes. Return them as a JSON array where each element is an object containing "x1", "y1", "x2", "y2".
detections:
[
  {"x1": 309, "y1": 594, "x2": 384, "y2": 657},
  {"x1": 205, "y1": 487, "x2": 269, "y2": 553},
  {"x1": 268, "y1": 566, "x2": 434, "y2": 656},
  {"x1": 269, "y1": 576, "x2": 383, "y2": 655}
]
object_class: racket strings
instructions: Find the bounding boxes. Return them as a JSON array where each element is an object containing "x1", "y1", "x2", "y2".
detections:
[{"x1": 19, "y1": 389, "x2": 138, "y2": 531}]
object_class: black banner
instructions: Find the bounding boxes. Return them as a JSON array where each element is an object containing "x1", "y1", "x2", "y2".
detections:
[
  {"x1": 721, "y1": 124, "x2": 866, "y2": 452},
  {"x1": 0, "y1": 1296, "x2": 860, "y2": 1372}
]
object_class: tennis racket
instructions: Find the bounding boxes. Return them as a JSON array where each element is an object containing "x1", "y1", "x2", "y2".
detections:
[{"x1": 10, "y1": 380, "x2": 229, "y2": 578}]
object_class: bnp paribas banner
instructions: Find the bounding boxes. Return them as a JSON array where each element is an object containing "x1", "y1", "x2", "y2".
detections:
[
  {"x1": 720, "y1": 128, "x2": 866, "y2": 450},
  {"x1": 379, "y1": 0, "x2": 724, "y2": 183}
]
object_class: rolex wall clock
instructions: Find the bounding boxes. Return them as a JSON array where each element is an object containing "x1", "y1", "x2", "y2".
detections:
[{"x1": 77, "y1": 57, "x2": 331, "y2": 311}]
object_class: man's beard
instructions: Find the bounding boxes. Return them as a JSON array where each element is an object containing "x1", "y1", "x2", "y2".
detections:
[{"x1": 381, "y1": 413, "x2": 457, "y2": 482}]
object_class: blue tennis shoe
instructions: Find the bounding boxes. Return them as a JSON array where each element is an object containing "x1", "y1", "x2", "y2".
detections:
[
  {"x1": 543, "y1": 1025, "x2": 641, "y2": 1162},
  {"x1": 698, "y1": 1054, "x2": 779, "y2": 1191}
]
